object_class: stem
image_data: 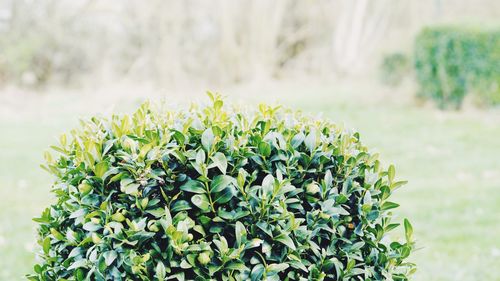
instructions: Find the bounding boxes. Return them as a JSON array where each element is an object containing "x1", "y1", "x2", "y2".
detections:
[{"x1": 204, "y1": 181, "x2": 216, "y2": 213}]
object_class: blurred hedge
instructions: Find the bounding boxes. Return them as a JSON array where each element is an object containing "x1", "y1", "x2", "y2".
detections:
[{"x1": 414, "y1": 26, "x2": 500, "y2": 108}]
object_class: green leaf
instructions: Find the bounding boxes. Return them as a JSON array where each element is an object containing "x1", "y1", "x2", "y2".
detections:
[
  {"x1": 180, "y1": 180, "x2": 206, "y2": 194},
  {"x1": 171, "y1": 200, "x2": 192, "y2": 212},
  {"x1": 164, "y1": 207, "x2": 172, "y2": 227},
  {"x1": 210, "y1": 152, "x2": 228, "y2": 174},
  {"x1": 267, "y1": 263, "x2": 289, "y2": 275},
  {"x1": 171, "y1": 130, "x2": 185, "y2": 145},
  {"x1": 196, "y1": 149, "x2": 206, "y2": 165},
  {"x1": 191, "y1": 194, "x2": 211, "y2": 212},
  {"x1": 291, "y1": 132, "x2": 305, "y2": 148},
  {"x1": 145, "y1": 208, "x2": 166, "y2": 218},
  {"x1": 201, "y1": 128, "x2": 214, "y2": 151},
  {"x1": 245, "y1": 238, "x2": 263, "y2": 250},
  {"x1": 124, "y1": 183, "x2": 140, "y2": 195},
  {"x1": 103, "y1": 250, "x2": 117, "y2": 266},
  {"x1": 120, "y1": 178, "x2": 140, "y2": 196},
  {"x1": 258, "y1": 142, "x2": 271, "y2": 157},
  {"x1": 235, "y1": 221, "x2": 247, "y2": 247},
  {"x1": 218, "y1": 209, "x2": 249, "y2": 221},
  {"x1": 391, "y1": 180, "x2": 408, "y2": 189},
  {"x1": 304, "y1": 130, "x2": 316, "y2": 153},
  {"x1": 213, "y1": 185, "x2": 234, "y2": 204},
  {"x1": 210, "y1": 175, "x2": 234, "y2": 193},
  {"x1": 251, "y1": 264, "x2": 265, "y2": 281},
  {"x1": 388, "y1": 164, "x2": 395, "y2": 182},
  {"x1": 261, "y1": 174, "x2": 275, "y2": 196},
  {"x1": 213, "y1": 236, "x2": 229, "y2": 254},
  {"x1": 101, "y1": 167, "x2": 119, "y2": 182},
  {"x1": 385, "y1": 223, "x2": 400, "y2": 232},
  {"x1": 42, "y1": 236, "x2": 51, "y2": 254},
  {"x1": 225, "y1": 261, "x2": 248, "y2": 271},
  {"x1": 102, "y1": 139, "x2": 114, "y2": 156},
  {"x1": 404, "y1": 218, "x2": 413, "y2": 243},
  {"x1": 94, "y1": 161, "x2": 109, "y2": 179},
  {"x1": 381, "y1": 201, "x2": 400, "y2": 211},
  {"x1": 275, "y1": 233, "x2": 296, "y2": 250},
  {"x1": 156, "y1": 262, "x2": 166, "y2": 280},
  {"x1": 237, "y1": 168, "x2": 247, "y2": 188},
  {"x1": 324, "y1": 170, "x2": 333, "y2": 189},
  {"x1": 256, "y1": 221, "x2": 273, "y2": 238},
  {"x1": 50, "y1": 228, "x2": 64, "y2": 241},
  {"x1": 82, "y1": 222, "x2": 102, "y2": 232},
  {"x1": 67, "y1": 259, "x2": 88, "y2": 271},
  {"x1": 138, "y1": 143, "x2": 153, "y2": 160}
]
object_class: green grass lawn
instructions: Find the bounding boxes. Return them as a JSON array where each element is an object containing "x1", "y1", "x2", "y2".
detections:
[{"x1": 1, "y1": 79, "x2": 499, "y2": 280}]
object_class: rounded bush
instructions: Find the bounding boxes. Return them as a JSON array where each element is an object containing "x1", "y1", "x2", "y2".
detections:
[{"x1": 31, "y1": 94, "x2": 415, "y2": 281}]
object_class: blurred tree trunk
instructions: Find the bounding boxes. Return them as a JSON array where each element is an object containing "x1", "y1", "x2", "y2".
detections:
[
  {"x1": 216, "y1": 0, "x2": 289, "y2": 83},
  {"x1": 331, "y1": 0, "x2": 391, "y2": 75}
]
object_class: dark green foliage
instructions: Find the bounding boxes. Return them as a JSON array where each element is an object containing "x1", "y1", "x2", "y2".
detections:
[
  {"x1": 379, "y1": 53, "x2": 410, "y2": 86},
  {"x1": 30, "y1": 94, "x2": 415, "y2": 280},
  {"x1": 414, "y1": 26, "x2": 500, "y2": 109}
]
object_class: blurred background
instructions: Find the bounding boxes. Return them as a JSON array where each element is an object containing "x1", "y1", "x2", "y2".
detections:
[{"x1": 0, "y1": 0, "x2": 499, "y2": 280}]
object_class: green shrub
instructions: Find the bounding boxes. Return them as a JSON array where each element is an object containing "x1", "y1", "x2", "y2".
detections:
[
  {"x1": 30, "y1": 94, "x2": 415, "y2": 280},
  {"x1": 379, "y1": 52, "x2": 410, "y2": 86},
  {"x1": 414, "y1": 26, "x2": 500, "y2": 109}
]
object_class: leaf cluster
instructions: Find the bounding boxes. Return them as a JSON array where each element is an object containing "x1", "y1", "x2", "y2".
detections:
[{"x1": 30, "y1": 93, "x2": 415, "y2": 280}]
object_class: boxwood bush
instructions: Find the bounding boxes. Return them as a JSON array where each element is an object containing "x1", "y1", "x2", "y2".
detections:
[
  {"x1": 30, "y1": 94, "x2": 415, "y2": 281},
  {"x1": 415, "y1": 26, "x2": 500, "y2": 109}
]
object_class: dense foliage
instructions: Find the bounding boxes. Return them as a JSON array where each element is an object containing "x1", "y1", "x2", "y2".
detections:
[
  {"x1": 30, "y1": 94, "x2": 415, "y2": 280},
  {"x1": 379, "y1": 53, "x2": 410, "y2": 87},
  {"x1": 415, "y1": 26, "x2": 500, "y2": 108}
]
